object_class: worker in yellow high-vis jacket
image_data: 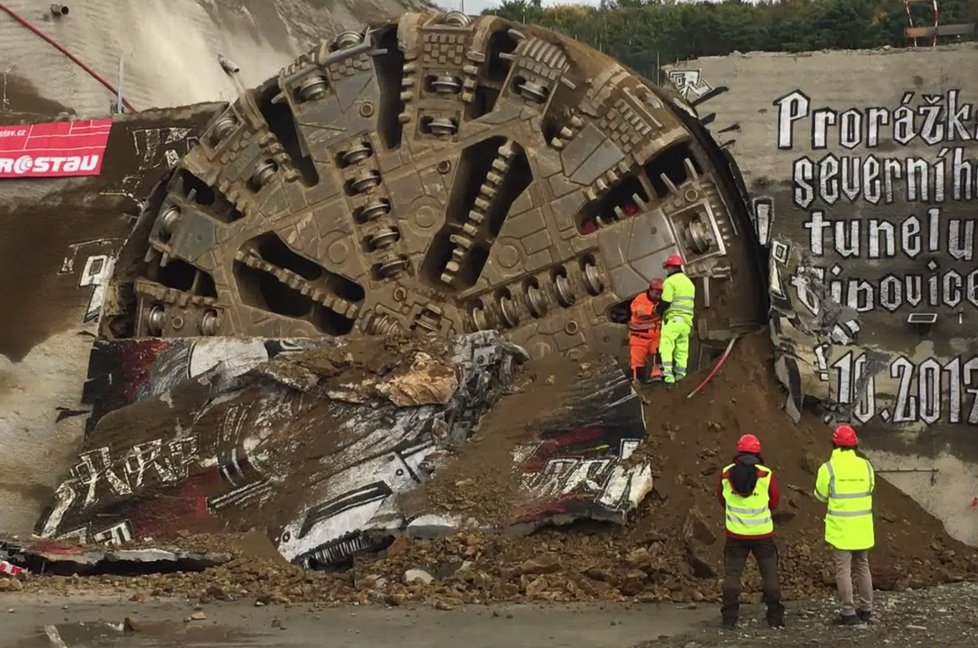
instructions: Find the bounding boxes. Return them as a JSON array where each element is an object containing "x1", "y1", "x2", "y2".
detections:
[
  {"x1": 717, "y1": 434, "x2": 785, "y2": 630},
  {"x1": 656, "y1": 254, "x2": 696, "y2": 385},
  {"x1": 814, "y1": 424, "x2": 876, "y2": 626}
]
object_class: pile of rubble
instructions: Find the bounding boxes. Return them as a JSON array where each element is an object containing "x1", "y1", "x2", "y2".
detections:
[{"x1": 5, "y1": 330, "x2": 975, "y2": 609}]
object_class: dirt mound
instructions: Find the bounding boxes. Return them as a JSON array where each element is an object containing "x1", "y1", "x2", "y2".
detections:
[
  {"x1": 343, "y1": 329, "x2": 978, "y2": 606},
  {"x1": 15, "y1": 330, "x2": 978, "y2": 608}
]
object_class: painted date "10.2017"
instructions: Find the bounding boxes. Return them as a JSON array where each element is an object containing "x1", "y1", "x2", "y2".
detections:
[{"x1": 830, "y1": 351, "x2": 978, "y2": 425}]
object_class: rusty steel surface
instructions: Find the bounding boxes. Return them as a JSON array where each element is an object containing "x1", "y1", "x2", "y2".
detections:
[{"x1": 100, "y1": 11, "x2": 764, "y2": 361}]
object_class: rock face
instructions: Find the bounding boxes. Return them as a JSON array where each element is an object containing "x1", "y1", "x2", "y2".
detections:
[{"x1": 0, "y1": 0, "x2": 430, "y2": 116}]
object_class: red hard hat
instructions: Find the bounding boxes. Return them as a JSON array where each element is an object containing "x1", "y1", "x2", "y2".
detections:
[
  {"x1": 736, "y1": 434, "x2": 761, "y2": 454},
  {"x1": 832, "y1": 424, "x2": 858, "y2": 447},
  {"x1": 663, "y1": 254, "x2": 683, "y2": 269},
  {"x1": 648, "y1": 278, "x2": 664, "y2": 291}
]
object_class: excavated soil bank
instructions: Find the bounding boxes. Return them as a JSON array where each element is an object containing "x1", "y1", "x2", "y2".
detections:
[{"x1": 12, "y1": 330, "x2": 977, "y2": 608}]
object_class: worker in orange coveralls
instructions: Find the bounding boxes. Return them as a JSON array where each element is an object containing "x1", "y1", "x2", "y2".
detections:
[{"x1": 629, "y1": 278, "x2": 664, "y2": 383}]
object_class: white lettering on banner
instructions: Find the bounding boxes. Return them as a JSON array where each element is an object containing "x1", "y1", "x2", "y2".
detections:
[
  {"x1": 0, "y1": 154, "x2": 101, "y2": 176},
  {"x1": 0, "y1": 119, "x2": 111, "y2": 179}
]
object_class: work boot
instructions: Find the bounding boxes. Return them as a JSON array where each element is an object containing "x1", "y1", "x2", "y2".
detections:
[
  {"x1": 767, "y1": 616, "x2": 785, "y2": 629},
  {"x1": 721, "y1": 618, "x2": 737, "y2": 630},
  {"x1": 835, "y1": 614, "x2": 862, "y2": 626},
  {"x1": 857, "y1": 610, "x2": 872, "y2": 623},
  {"x1": 634, "y1": 366, "x2": 648, "y2": 383}
]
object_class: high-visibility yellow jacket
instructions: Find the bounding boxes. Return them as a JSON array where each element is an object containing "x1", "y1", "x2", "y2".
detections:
[
  {"x1": 814, "y1": 448, "x2": 875, "y2": 551},
  {"x1": 720, "y1": 462, "x2": 775, "y2": 538},
  {"x1": 661, "y1": 272, "x2": 696, "y2": 325}
]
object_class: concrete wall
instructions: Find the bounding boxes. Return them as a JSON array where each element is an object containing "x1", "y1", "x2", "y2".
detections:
[
  {"x1": 0, "y1": 105, "x2": 219, "y2": 533},
  {"x1": 0, "y1": 0, "x2": 427, "y2": 116},
  {"x1": 667, "y1": 44, "x2": 978, "y2": 545}
]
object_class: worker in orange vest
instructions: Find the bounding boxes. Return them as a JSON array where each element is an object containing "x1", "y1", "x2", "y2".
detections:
[{"x1": 629, "y1": 278, "x2": 664, "y2": 383}]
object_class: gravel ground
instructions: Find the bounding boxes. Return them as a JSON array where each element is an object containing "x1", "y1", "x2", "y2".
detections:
[
  {"x1": 4, "y1": 583, "x2": 977, "y2": 647},
  {"x1": 644, "y1": 582, "x2": 978, "y2": 648}
]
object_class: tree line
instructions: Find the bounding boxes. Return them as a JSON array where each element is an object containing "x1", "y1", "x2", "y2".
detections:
[{"x1": 486, "y1": 0, "x2": 977, "y2": 79}]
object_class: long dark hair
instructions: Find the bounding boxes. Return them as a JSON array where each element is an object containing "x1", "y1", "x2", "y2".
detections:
[
  {"x1": 728, "y1": 452, "x2": 765, "y2": 495},
  {"x1": 732, "y1": 452, "x2": 765, "y2": 465}
]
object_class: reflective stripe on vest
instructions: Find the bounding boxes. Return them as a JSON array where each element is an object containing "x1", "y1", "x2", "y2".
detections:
[
  {"x1": 721, "y1": 463, "x2": 773, "y2": 536},
  {"x1": 630, "y1": 293, "x2": 660, "y2": 333},
  {"x1": 663, "y1": 273, "x2": 696, "y2": 323},
  {"x1": 821, "y1": 450, "x2": 875, "y2": 550},
  {"x1": 630, "y1": 321, "x2": 660, "y2": 331}
]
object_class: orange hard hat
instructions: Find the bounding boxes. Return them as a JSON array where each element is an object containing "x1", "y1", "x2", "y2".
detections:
[
  {"x1": 663, "y1": 254, "x2": 683, "y2": 269},
  {"x1": 736, "y1": 434, "x2": 761, "y2": 454},
  {"x1": 648, "y1": 278, "x2": 664, "y2": 291},
  {"x1": 832, "y1": 424, "x2": 858, "y2": 447}
]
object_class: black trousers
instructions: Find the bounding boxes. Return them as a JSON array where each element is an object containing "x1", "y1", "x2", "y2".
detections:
[{"x1": 721, "y1": 537, "x2": 784, "y2": 624}]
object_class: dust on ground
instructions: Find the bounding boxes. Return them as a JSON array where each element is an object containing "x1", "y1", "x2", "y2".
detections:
[{"x1": 9, "y1": 330, "x2": 977, "y2": 611}]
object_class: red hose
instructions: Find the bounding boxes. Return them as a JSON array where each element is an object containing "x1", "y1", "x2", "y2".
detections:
[
  {"x1": 0, "y1": 2, "x2": 136, "y2": 112},
  {"x1": 686, "y1": 336, "x2": 738, "y2": 399}
]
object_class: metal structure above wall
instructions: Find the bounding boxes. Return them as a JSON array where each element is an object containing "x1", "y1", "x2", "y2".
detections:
[{"x1": 904, "y1": 0, "x2": 976, "y2": 47}]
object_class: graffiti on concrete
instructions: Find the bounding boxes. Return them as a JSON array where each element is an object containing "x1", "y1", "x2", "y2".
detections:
[
  {"x1": 37, "y1": 333, "x2": 526, "y2": 566},
  {"x1": 41, "y1": 438, "x2": 199, "y2": 540},
  {"x1": 79, "y1": 337, "x2": 317, "y2": 433},
  {"x1": 512, "y1": 356, "x2": 651, "y2": 527},
  {"x1": 751, "y1": 196, "x2": 774, "y2": 247},
  {"x1": 130, "y1": 127, "x2": 199, "y2": 173},
  {"x1": 830, "y1": 351, "x2": 978, "y2": 425},
  {"x1": 38, "y1": 331, "x2": 654, "y2": 565},
  {"x1": 770, "y1": 88, "x2": 978, "y2": 426},
  {"x1": 667, "y1": 69, "x2": 714, "y2": 102},
  {"x1": 59, "y1": 239, "x2": 123, "y2": 324}
]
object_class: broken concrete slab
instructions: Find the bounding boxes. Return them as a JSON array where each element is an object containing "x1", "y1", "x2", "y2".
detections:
[
  {"x1": 36, "y1": 332, "x2": 523, "y2": 570},
  {"x1": 0, "y1": 537, "x2": 230, "y2": 575},
  {"x1": 35, "y1": 329, "x2": 655, "y2": 572},
  {"x1": 509, "y1": 356, "x2": 653, "y2": 531}
]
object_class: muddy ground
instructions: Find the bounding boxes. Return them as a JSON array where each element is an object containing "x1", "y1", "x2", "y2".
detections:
[
  {"x1": 3, "y1": 584, "x2": 978, "y2": 647},
  {"x1": 0, "y1": 592, "x2": 713, "y2": 647}
]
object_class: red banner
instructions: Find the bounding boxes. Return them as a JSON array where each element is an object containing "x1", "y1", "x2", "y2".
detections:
[{"x1": 0, "y1": 119, "x2": 113, "y2": 179}]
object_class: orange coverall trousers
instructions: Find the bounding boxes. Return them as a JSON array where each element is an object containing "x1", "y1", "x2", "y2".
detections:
[{"x1": 629, "y1": 292, "x2": 663, "y2": 381}]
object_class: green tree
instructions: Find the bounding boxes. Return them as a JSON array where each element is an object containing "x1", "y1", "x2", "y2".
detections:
[{"x1": 482, "y1": 0, "x2": 976, "y2": 79}]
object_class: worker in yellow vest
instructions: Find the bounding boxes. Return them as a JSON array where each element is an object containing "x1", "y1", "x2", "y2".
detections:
[
  {"x1": 717, "y1": 434, "x2": 784, "y2": 630},
  {"x1": 656, "y1": 254, "x2": 695, "y2": 385},
  {"x1": 814, "y1": 424, "x2": 876, "y2": 626}
]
